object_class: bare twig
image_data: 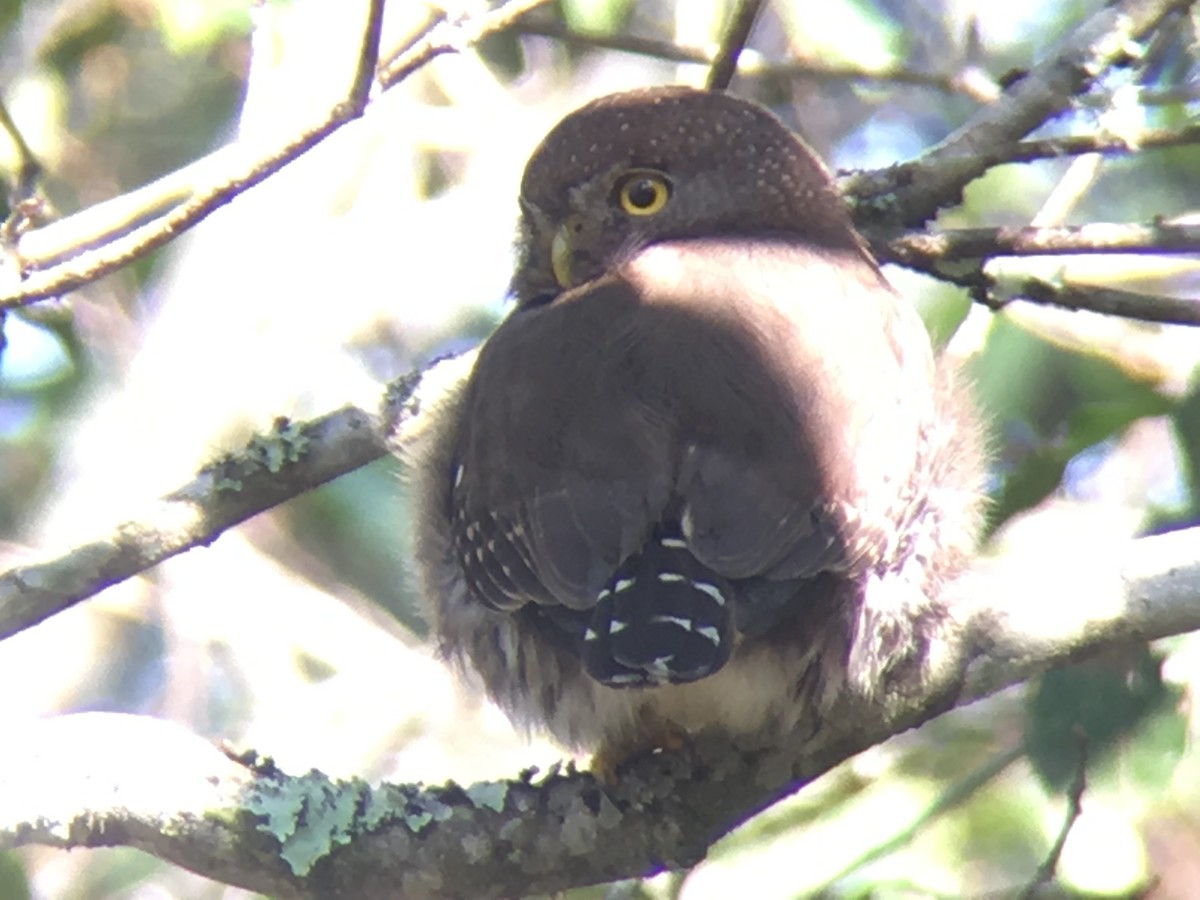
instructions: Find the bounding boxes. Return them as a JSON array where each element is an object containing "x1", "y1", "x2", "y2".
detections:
[
  {"x1": 0, "y1": 126, "x2": 353, "y2": 310},
  {"x1": 16, "y1": 150, "x2": 227, "y2": 272},
  {"x1": 8, "y1": 0, "x2": 386, "y2": 276},
  {"x1": 885, "y1": 221, "x2": 1200, "y2": 261},
  {"x1": 877, "y1": 222, "x2": 1200, "y2": 326},
  {"x1": 998, "y1": 273, "x2": 1200, "y2": 325},
  {"x1": 348, "y1": 0, "x2": 386, "y2": 111},
  {"x1": 376, "y1": 0, "x2": 553, "y2": 89},
  {"x1": 1001, "y1": 121, "x2": 1200, "y2": 163},
  {"x1": 517, "y1": 20, "x2": 1000, "y2": 101},
  {"x1": 881, "y1": 243, "x2": 1200, "y2": 326},
  {"x1": 1018, "y1": 737, "x2": 1089, "y2": 899},
  {"x1": 706, "y1": 0, "x2": 766, "y2": 91},
  {"x1": 0, "y1": 99, "x2": 41, "y2": 204},
  {"x1": 817, "y1": 742, "x2": 1028, "y2": 892}
]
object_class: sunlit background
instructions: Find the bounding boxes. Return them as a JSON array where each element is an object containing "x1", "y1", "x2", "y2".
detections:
[{"x1": 1, "y1": 0, "x2": 1199, "y2": 896}]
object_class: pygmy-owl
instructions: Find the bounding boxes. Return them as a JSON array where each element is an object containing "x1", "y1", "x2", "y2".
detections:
[{"x1": 400, "y1": 86, "x2": 986, "y2": 760}]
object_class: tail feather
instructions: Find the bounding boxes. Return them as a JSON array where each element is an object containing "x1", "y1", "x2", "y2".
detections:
[{"x1": 582, "y1": 529, "x2": 735, "y2": 687}]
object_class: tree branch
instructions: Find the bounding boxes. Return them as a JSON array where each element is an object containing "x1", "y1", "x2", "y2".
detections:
[
  {"x1": 2, "y1": 2, "x2": 1197, "y2": 895},
  {"x1": 705, "y1": 0, "x2": 767, "y2": 91},
  {"x1": 839, "y1": 0, "x2": 1196, "y2": 226},
  {"x1": 884, "y1": 221, "x2": 1200, "y2": 261},
  {"x1": 6, "y1": 216, "x2": 1200, "y2": 640},
  {"x1": 376, "y1": 0, "x2": 553, "y2": 89},
  {"x1": 878, "y1": 229, "x2": 1200, "y2": 326},
  {"x1": 3, "y1": 527, "x2": 1197, "y2": 898},
  {"x1": 0, "y1": 0, "x2": 551, "y2": 310},
  {"x1": 0, "y1": 402, "x2": 391, "y2": 641},
  {"x1": 1019, "y1": 736, "x2": 1089, "y2": 899},
  {"x1": 1001, "y1": 120, "x2": 1200, "y2": 163}
]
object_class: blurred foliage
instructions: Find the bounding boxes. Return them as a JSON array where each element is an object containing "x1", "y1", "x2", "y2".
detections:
[
  {"x1": 1172, "y1": 375, "x2": 1200, "y2": 522},
  {"x1": 0, "y1": 0, "x2": 1198, "y2": 897},
  {"x1": 970, "y1": 319, "x2": 1178, "y2": 533},
  {"x1": 562, "y1": 0, "x2": 635, "y2": 35},
  {"x1": 0, "y1": 852, "x2": 30, "y2": 900},
  {"x1": 1027, "y1": 647, "x2": 1186, "y2": 793}
]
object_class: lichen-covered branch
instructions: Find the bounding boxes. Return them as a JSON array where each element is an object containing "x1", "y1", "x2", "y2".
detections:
[
  {"x1": 0, "y1": 402, "x2": 392, "y2": 641},
  {"x1": 2, "y1": 527, "x2": 1197, "y2": 898}
]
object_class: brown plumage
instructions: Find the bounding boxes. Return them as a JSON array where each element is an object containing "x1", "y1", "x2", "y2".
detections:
[{"x1": 400, "y1": 86, "x2": 986, "y2": 758}]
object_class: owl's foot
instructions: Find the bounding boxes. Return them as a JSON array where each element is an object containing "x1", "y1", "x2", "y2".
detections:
[{"x1": 589, "y1": 711, "x2": 690, "y2": 783}]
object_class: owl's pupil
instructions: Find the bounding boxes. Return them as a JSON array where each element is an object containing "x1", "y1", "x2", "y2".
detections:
[{"x1": 627, "y1": 180, "x2": 658, "y2": 209}]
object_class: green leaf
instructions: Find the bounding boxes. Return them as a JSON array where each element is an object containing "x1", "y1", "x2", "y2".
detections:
[
  {"x1": 971, "y1": 319, "x2": 1175, "y2": 533},
  {"x1": 1026, "y1": 647, "x2": 1183, "y2": 793}
]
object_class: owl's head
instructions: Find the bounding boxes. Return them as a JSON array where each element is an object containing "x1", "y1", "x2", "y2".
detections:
[{"x1": 510, "y1": 86, "x2": 864, "y2": 305}]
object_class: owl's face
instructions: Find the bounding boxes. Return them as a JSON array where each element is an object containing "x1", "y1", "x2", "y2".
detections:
[{"x1": 509, "y1": 86, "x2": 861, "y2": 306}]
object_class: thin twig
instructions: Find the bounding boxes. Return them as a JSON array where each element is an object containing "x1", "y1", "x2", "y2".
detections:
[
  {"x1": 10, "y1": 0, "x2": 387, "y2": 276},
  {"x1": 1003, "y1": 273, "x2": 1200, "y2": 325},
  {"x1": 817, "y1": 742, "x2": 1027, "y2": 892},
  {"x1": 1002, "y1": 121, "x2": 1200, "y2": 163},
  {"x1": 0, "y1": 99, "x2": 42, "y2": 204},
  {"x1": 881, "y1": 242, "x2": 1200, "y2": 326},
  {"x1": 376, "y1": 0, "x2": 553, "y2": 89},
  {"x1": 517, "y1": 20, "x2": 999, "y2": 101},
  {"x1": 16, "y1": 150, "x2": 226, "y2": 272},
  {"x1": 347, "y1": 0, "x2": 386, "y2": 111},
  {"x1": 877, "y1": 221, "x2": 1200, "y2": 326},
  {"x1": 706, "y1": 0, "x2": 766, "y2": 91},
  {"x1": 885, "y1": 221, "x2": 1200, "y2": 261},
  {"x1": 1019, "y1": 736, "x2": 1088, "y2": 899},
  {"x1": 0, "y1": 0, "x2": 387, "y2": 309},
  {"x1": 0, "y1": 122, "x2": 355, "y2": 310}
]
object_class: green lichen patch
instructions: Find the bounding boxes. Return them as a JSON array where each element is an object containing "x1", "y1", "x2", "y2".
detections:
[{"x1": 245, "y1": 772, "x2": 468, "y2": 877}]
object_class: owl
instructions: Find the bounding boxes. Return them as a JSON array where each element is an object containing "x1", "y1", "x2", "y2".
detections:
[{"x1": 399, "y1": 86, "x2": 985, "y2": 764}]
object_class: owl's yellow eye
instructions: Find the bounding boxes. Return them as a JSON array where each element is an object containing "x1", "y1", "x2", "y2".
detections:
[{"x1": 615, "y1": 171, "x2": 671, "y2": 216}]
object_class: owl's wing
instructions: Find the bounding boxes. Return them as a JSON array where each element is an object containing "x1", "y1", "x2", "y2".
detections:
[
  {"x1": 445, "y1": 248, "x2": 925, "y2": 686},
  {"x1": 450, "y1": 470, "x2": 666, "y2": 612},
  {"x1": 628, "y1": 239, "x2": 930, "y2": 590},
  {"x1": 676, "y1": 444, "x2": 866, "y2": 581}
]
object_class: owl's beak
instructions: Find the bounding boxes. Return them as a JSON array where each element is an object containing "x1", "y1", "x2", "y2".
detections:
[{"x1": 550, "y1": 218, "x2": 578, "y2": 289}]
